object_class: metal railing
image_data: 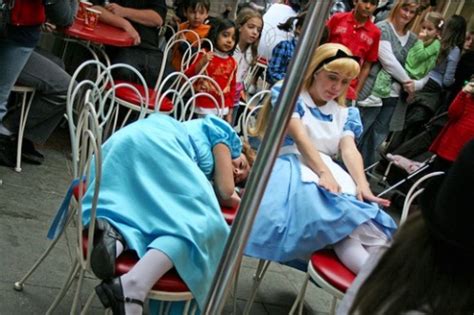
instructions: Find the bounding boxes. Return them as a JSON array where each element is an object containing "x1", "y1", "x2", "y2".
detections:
[{"x1": 203, "y1": 1, "x2": 333, "y2": 313}]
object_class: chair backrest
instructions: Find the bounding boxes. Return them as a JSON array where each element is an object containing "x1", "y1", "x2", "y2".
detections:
[
  {"x1": 237, "y1": 90, "x2": 271, "y2": 142},
  {"x1": 73, "y1": 102, "x2": 102, "y2": 271},
  {"x1": 400, "y1": 171, "x2": 444, "y2": 225},
  {"x1": 67, "y1": 60, "x2": 148, "y2": 177},
  {"x1": 154, "y1": 29, "x2": 202, "y2": 90}
]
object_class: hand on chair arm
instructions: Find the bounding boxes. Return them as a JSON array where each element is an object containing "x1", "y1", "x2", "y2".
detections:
[{"x1": 289, "y1": 120, "x2": 341, "y2": 194}]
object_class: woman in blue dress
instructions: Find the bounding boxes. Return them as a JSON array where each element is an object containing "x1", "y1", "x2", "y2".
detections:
[
  {"x1": 245, "y1": 43, "x2": 397, "y2": 274},
  {"x1": 81, "y1": 114, "x2": 253, "y2": 314}
]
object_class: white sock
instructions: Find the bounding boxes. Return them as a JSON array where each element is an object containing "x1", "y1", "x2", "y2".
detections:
[
  {"x1": 333, "y1": 237, "x2": 369, "y2": 274},
  {"x1": 120, "y1": 248, "x2": 174, "y2": 315},
  {"x1": 116, "y1": 240, "x2": 124, "y2": 258}
]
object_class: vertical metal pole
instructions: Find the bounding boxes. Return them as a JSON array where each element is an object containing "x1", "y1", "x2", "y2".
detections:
[{"x1": 203, "y1": 2, "x2": 333, "y2": 313}]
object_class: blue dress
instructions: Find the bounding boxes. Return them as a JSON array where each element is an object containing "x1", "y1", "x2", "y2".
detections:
[
  {"x1": 82, "y1": 114, "x2": 242, "y2": 310},
  {"x1": 244, "y1": 83, "x2": 397, "y2": 263}
]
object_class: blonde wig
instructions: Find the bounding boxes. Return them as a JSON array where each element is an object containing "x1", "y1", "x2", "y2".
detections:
[{"x1": 251, "y1": 43, "x2": 360, "y2": 138}]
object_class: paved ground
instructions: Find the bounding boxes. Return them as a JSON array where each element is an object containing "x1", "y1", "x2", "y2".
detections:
[{"x1": 0, "y1": 127, "x2": 336, "y2": 314}]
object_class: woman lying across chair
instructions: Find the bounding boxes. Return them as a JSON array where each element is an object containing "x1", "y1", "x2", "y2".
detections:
[
  {"x1": 81, "y1": 113, "x2": 254, "y2": 314},
  {"x1": 244, "y1": 43, "x2": 397, "y2": 274},
  {"x1": 338, "y1": 140, "x2": 474, "y2": 314}
]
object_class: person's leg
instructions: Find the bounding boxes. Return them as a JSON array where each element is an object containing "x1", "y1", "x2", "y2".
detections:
[
  {"x1": 358, "y1": 98, "x2": 398, "y2": 166},
  {"x1": 0, "y1": 39, "x2": 34, "y2": 136},
  {"x1": 4, "y1": 50, "x2": 72, "y2": 144},
  {"x1": 120, "y1": 249, "x2": 173, "y2": 314},
  {"x1": 333, "y1": 237, "x2": 370, "y2": 274}
]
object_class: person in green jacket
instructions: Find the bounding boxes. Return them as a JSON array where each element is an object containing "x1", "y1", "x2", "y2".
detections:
[{"x1": 359, "y1": 11, "x2": 444, "y2": 107}]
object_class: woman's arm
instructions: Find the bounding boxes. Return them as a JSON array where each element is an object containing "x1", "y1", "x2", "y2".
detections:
[
  {"x1": 93, "y1": 6, "x2": 141, "y2": 45},
  {"x1": 378, "y1": 40, "x2": 411, "y2": 84},
  {"x1": 340, "y1": 136, "x2": 390, "y2": 207},
  {"x1": 105, "y1": 4, "x2": 164, "y2": 27},
  {"x1": 442, "y1": 47, "x2": 461, "y2": 88},
  {"x1": 212, "y1": 143, "x2": 235, "y2": 202},
  {"x1": 288, "y1": 119, "x2": 341, "y2": 193}
]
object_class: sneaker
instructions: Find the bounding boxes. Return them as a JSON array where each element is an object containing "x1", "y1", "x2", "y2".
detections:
[
  {"x1": 0, "y1": 134, "x2": 17, "y2": 167},
  {"x1": 357, "y1": 95, "x2": 383, "y2": 107},
  {"x1": 22, "y1": 139, "x2": 44, "y2": 165}
]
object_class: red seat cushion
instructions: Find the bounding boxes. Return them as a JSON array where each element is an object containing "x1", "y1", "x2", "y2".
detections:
[
  {"x1": 310, "y1": 249, "x2": 356, "y2": 293},
  {"x1": 256, "y1": 56, "x2": 268, "y2": 65},
  {"x1": 109, "y1": 80, "x2": 174, "y2": 112},
  {"x1": 82, "y1": 233, "x2": 189, "y2": 292},
  {"x1": 73, "y1": 181, "x2": 86, "y2": 200},
  {"x1": 220, "y1": 204, "x2": 239, "y2": 225}
]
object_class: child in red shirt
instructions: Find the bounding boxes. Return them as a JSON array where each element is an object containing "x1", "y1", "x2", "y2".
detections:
[
  {"x1": 184, "y1": 19, "x2": 237, "y2": 123},
  {"x1": 326, "y1": 0, "x2": 381, "y2": 101}
]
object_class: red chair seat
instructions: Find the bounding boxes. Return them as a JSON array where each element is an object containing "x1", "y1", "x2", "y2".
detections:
[
  {"x1": 108, "y1": 80, "x2": 174, "y2": 112},
  {"x1": 256, "y1": 56, "x2": 268, "y2": 65},
  {"x1": 220, "y1": 204, "x2": 239, "y2": 225},
  {"x1": 82, "y1": 233, "x2": 189, "y2": 292},
  {"x1": 310, "y1": 249, "x2": 356, "y2": 293}
]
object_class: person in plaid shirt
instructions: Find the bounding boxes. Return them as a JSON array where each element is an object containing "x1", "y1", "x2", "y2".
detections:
[{"x1": 266, "y1": 11, "x2": 306, "y2": 85}]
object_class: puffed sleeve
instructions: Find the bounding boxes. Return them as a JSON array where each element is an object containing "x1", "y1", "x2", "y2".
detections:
[
  {"x1": 270, "y1": 82, "x2": 305, "y2": 119},
  {"x1": 204, "y1": 115, "x2": 242, "y2": 159},
  {"x1": 342, "y1": 107, "x2": 363, "y2": 139}
]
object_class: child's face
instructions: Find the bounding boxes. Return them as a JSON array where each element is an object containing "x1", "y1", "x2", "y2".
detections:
[
  {"x1": 216, "y1": 27, "x2": 236, "y2": 52},
  {"x1": 419, "y1": 20, "x2": 439, "y2": 42},
  {"x1": 464, "y1": 32, "x2": 474, "y2": 51},
  {"x1": 232, "y1": 154, "x2": 250, "y2": 184},
  {"x1": 185, "y1": 6, "x2": 209, "y2": 28},
  {"x1": 354, "y1": 0, "x2": 378, "y2": 21},
  {"x1": 239, "y1": 17, "x2": 262, "y2": 45}
]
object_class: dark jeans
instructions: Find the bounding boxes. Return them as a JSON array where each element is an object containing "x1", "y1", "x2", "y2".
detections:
[
  {"x1": 5, "y1": 49, "x2": 71, "y2": 144},
  {"x1": 358, "y1": 97, "x2": 398, "y2": 167}
]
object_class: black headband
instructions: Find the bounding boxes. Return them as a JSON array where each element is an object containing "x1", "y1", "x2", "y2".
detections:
[{"x1": 314, "y1": 49, "x2": 360, "y2": 72}]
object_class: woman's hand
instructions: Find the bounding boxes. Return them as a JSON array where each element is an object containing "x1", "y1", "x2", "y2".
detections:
[
  {"x1": 356, "y1": 184, "x2": 391, "y2": 208},
  {"x1": 403, "y1": 80, "x2": 415, "y2": 94},
  {"x1": 105, "y1": 3, "x2": 127, "y2": 17},
  {"x1": 319, "y1": 171, "x2": 341, "y2": 194},
  {"x1": 123, "y1": 22, "x2": 141, "y2": 45}
]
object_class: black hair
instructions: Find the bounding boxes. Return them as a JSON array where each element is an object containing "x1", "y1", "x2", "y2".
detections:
[
  {"x1": 438, "y1": 15, "x2": 466, "y2": 64},
  {"x1": 349, "y1": 212, "x2": 474, "y2": 314},
  {"x1": 278, "y1": 11, "x2": 306, "y2": 33},
  {"x1": 182, "y1": 0, "x2": 210, "y2": 12},
  {"x1": 206, "y1": 18, "x2": 238, "y2": 55}
]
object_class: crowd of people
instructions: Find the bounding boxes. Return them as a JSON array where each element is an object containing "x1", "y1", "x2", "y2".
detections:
[{"x1": 1, "y1": 0, "x2": 474, "y2": 314}]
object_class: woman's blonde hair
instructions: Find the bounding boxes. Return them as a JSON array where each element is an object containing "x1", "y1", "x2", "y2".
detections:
[
  {"x1": 235, "y1": 8, "x2": 263, "y2": 67},
  {"x1": 388, "y1": 0, "x2": 421, "y2": 32},
  {"x1": 251, "y1": 43, "x2": 360, "y2": 138}
]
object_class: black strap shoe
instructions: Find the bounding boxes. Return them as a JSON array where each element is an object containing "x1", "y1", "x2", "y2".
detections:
[
  {"x1": 0, "y1": 134, "x2": 17, "y2": 168},
  {"x1": 21, "y1": 139, "x2": 44, "y2": 165},
  {"x1": 95, "y1": 277, "x2": 144, "y2": 315}
]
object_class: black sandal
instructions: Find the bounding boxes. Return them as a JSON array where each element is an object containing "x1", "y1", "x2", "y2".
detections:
[{"x1": 95, "y1": 277, "x2": 144, "y2": 315}]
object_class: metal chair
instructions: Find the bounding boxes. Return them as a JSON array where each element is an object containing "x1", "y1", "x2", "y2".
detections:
[
  {"x1": 13, "y1": 60, "x2": 148, "y2": 299},
  {"x1": 10, "y1": 85, "x2": 36, "y2": 172},
  {"x1": 289, "y1": 171, "x2": 445, "y2": 315}
]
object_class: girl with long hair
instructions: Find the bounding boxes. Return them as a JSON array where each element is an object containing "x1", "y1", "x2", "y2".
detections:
[
  {"x1": 232, "y1": 8, "x2": 263, "y2": 123},
  {"x1": 245, "y1": 43, "x2": 397, "y2": 274},
  {"x1": 184, "y1": 18, "x2": 238, "y2": 123}
]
